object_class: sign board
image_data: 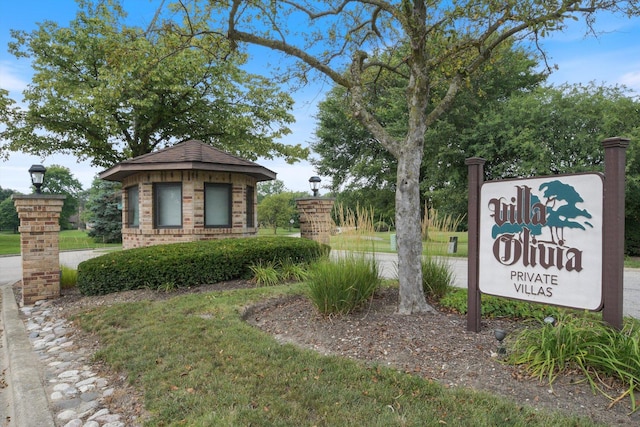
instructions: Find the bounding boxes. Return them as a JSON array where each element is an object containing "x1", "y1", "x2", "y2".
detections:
[{"x1": 478, "y1": 173, "x2": 603, "y2": 310}]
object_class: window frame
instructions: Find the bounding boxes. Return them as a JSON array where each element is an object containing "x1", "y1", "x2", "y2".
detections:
[
  {"x1": 245, "y1": 185, "x2": 255, "y2": 228},
  {"x1": 204, "y1": 183, "x2": 232, "y2": 228},
  {"x1": 153, "y1": 182, "x2": 183, "y2": 229},
  {"x1": 126, "y1": 185, "x2": 139, "y2": 228}
]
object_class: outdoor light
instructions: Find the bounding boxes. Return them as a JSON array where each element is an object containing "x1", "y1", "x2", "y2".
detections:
[
  {"x1": 29, "y1": 164, "x2": 47, "y2": 194},
  {"x1": 544, "y1": 316, "x2": 556, "y2": 326},
  {"x1": 494, "y1": 328, "x2": 507, "y2": 355},
  {"x1": 309, "y1": 176, "x2": 321, "y2": 197}
]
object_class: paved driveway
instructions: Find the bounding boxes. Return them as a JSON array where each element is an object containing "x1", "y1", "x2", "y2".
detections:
[{"x1": 0, "y1": 250, "x2": 106, "y2": 287}]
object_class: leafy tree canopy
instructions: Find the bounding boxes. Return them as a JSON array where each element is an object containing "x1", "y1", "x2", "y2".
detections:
[
  {"x1": 145, "y1": 0, "x2": 640, "y2": 314},
  {"x1": 0, "y1": 186, "x2": 15, "y2": 202},
  {"x1": 258, "y1": 192, "x2": 298, "y2": 234},
  {"x1": 447, "y1": 83, "x2": 640, "y2": 221},
  {"x1": 257, "y1": 179, "x2": 287, "y2": 203},
  {"x1": 313, "y1": 43, "x2": 545, "y2": 225},
  {"x1": 41, "y1": 164, "x2": 84, "y2": 229},
  {"x1": 1, "y1": 0, "x2": 307, "y2": 168}
]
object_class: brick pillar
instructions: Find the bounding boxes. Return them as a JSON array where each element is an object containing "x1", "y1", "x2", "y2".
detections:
[
  {"x1": 296, "y1": 198, "x2": 335, "y2": 245},
  {"x1": 12, "y1": 194, "x2": 66, "y2": 305}
]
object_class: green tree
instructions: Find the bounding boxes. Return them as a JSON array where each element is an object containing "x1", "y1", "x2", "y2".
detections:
[
  {"x1": 1, "y1": 0, "x2": 306, "y2": 168},
  {"x1": 0, "y1": 186, "x2": 15, "y2": 203},
  {"x1": 313, "y1": 45, "x2": 544, "y2": 227},
  {"x1": 257, "y1": 179, "x2": 287, "y2": 203},
  {"x1": 41, "y1": 165, "x2": 84, "y2": 230},
  {"x1": 258, "y1": 192, "x2": 298, "y2": 234},
  {"x1": 460, "y1": 83, "x2": 640, "y2": 251},
  {"x1": 189, "y1": 1, "x2": 637, "y2": 313},
  {"x1": 0, "y1": 197, "x2": 20, "y2": 233},
  {"x1": 85, "y1": 178, "x2": 122, "y2": 243},
  {"x1": 626, "y1": 135, "x2": 640, "y2": 256}
]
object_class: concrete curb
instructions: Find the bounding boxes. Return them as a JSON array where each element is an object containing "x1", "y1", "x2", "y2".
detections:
[{"x1": 1, "y1": 285, "x2": 55, "y2": 427}]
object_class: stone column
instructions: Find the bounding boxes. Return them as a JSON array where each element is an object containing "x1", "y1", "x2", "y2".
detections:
[
  {"x1": 296, "y1": 198, "x2": 335, "y2": 246},
  {"x1": 12, "y1": 194, "x2": 66, "y2": 306}
]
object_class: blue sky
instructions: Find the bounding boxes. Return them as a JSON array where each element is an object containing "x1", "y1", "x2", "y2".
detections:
[{"x1": 1, "y1": 1, "x2": 640, "y2": 195}]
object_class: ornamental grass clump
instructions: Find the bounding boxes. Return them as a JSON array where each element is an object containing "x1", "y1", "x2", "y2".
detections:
[
  {"x1": 307, "y1": 254, "x2": 380, "y2": 315},
  {"x1": 421, "y1": 256, "x2": 453, "y2": 300},
  {"x1": 507, "y1": 314, "x2": 640, "y2": 412},
  {"x1": 249, "y1": 258, "x2": 310, "y2": 286},
  {"x1": 249, "y1": 261, "x2": 280, "y2": 287},
  {"x1": 278, "y1": 258, "x2": 309, "y2": 282},
  {"x1": 60, "y1": 265, "x2": 78, "y2": 289}
]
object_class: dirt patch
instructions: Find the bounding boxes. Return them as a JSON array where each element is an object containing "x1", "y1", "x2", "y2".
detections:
[{"x1": 38, "y1": 284, "x2": 640, "y2": 426}]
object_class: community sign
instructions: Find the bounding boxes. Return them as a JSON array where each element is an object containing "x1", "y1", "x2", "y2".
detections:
[{"x1": 478, "y1": 173, "x2": 603, "y2": 310}]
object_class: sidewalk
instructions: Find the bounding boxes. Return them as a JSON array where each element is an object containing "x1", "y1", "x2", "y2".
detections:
[
  {"x1": 0, "y1": 250, "x2": 107, "y2": 427},
  {"x1": 1, "y1": 284, "x2": 55, "y2": 427}
]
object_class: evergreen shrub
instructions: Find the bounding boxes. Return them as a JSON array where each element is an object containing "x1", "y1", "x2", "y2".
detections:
[{"x1": 77, "y1": 237, "x2": 329, "y2": 295}]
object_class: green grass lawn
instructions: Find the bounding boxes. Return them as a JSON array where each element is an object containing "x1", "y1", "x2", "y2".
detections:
[
  {"x1": 0, "y1": 230, "x2": 121, "y2": 256},
  {"x1": 330, "y1": 230, "x2": 469, "y2": 257},
  {"x1": 74, "y1": 284, "x2": 600, "y2": 427}
]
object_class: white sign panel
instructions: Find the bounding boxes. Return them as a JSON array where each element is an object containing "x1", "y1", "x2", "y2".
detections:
[{"x1": 479, "y1": 173, "x2": 603, "y2": 310}]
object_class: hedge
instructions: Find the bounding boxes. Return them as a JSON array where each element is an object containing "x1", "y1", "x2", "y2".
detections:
[{"x1": 77, "y1": 237, "x2": 329, "y2": 295}]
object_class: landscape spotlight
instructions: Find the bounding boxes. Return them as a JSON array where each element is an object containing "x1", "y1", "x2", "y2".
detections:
[
  {"x1": 544, "y1": 316, "x2": 556, "y2": 326},
  {"x1": 309, "y1": 176, "x2": 321, "y2": 197},
  {"x1": 29, "y1": 164, "x2": 46, "y2": 194},
  {"x1": 494, "y1": 328, "x2": 507, "y2": 355}
]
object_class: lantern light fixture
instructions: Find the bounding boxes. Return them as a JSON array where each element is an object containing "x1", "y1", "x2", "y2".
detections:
[
  {"x1": 29, "y1": 164, "x2": 47, "y2": 194},
  {"x1": 309, "y1": 176, "x2": 321, "y2": 197}
]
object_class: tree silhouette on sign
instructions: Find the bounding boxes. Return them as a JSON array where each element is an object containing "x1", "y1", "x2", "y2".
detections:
[{"x1": 539, "y1": 180, "x2": 593, "y2": 245}]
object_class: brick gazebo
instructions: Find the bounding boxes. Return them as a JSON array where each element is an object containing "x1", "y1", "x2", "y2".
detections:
[{"x1": 99, "y1": 140, "x2": 276, "y2": 249}]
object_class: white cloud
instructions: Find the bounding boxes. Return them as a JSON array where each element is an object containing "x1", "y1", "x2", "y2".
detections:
[
  {"x1": 0, "y1": 153, "x2": 101, "y2": 194},
  {"x1": 620, "y1": 71, "x2": 640, "y2": 92},
  {"x1": 0, "y1": 61, "x2": 29, "y2": 93}
]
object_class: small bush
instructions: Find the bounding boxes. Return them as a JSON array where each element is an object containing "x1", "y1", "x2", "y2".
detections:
[
  {"x1": 507, "y1": 314, "x2": 640, "y2": 412},
  {"x1": 439, "y1": 288, "x2": 563, "y2": 320},
  {"x1": 60, "y1": 265, "x2": 77, "y2": 289},
  {"x1": 278, "y1": 258, "x2": 309, "y2": 282},
  {"x1": 307, "y1": 254, "x2": 380, "y2": 315},
  {"x1": 156, "y1": 281, "x2": 178, "y2": 293},
  {"x1": 249, "y1": 258, "x2": 310, "y2": 286},
  {"x1": 421, "y1": 256, "x2": 453, "y2": 300},
  {"x1": 249, "y1": 261, "x2": 280, "y2": 287},
  {"x1": 77, "y1": 237, "x2": 329, "y2": 295}
]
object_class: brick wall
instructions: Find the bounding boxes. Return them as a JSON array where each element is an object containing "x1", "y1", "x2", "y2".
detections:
[
  {"x1": 12, "y1": 194, "x2": 66, "y2": 305},
  {"x1": 296, "y1": 198, "x2": 335, "y2": 245},
  {"x1": 119, "y1": 170, "x2": 258, "y2": 249}
]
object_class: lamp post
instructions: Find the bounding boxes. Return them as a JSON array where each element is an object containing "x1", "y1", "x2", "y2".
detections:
[
  {"x1": 297, "y1": 176, "x2": 334, "y2": 245},
  {"x1": 13, "y1": 164, "x2": 65, "y2": 305},
  {"x1": 29, "y1": 164, "x2": 47, "y2": 194},
  {"x1": 309, "y1": 176, "x2": 321, "y2": 197}
]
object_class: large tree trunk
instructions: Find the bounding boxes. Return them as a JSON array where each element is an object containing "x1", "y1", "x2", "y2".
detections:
[{"x1": 395, "y1": 148, "x2": 434, "y2": 314}]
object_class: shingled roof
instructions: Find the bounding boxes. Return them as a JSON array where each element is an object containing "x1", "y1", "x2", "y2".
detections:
[{"x1": 99, "y1": 140, "x2": 276, "y2": 182}]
